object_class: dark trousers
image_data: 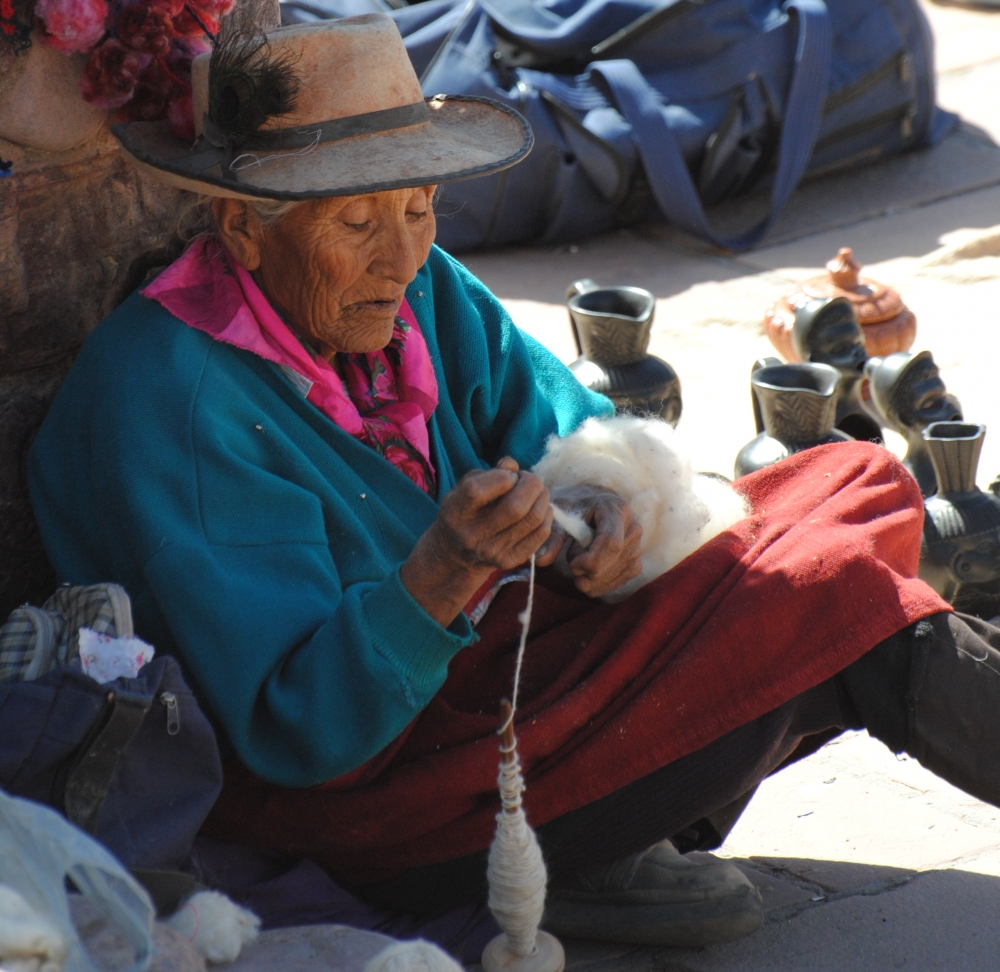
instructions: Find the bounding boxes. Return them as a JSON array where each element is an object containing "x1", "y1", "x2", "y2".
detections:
[{"x1": 361, "y1": 611, "x2": 1000, "y2": 916}]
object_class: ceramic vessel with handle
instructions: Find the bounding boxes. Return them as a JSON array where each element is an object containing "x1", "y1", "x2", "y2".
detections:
[
  {"x1": 920, "y1": 422, "x2": 1000, "y2": 614},
  {"x1": 566, "y1": 279, "x2": 682, "y2": 426},
  {"x1": 735, "y1": 361, "x2": 852, "y2": 478}
]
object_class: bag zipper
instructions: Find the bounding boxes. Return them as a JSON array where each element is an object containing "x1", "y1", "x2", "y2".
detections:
[
  {"x1": 824, "y1": 51, "x2": 912, "y2": 118},
  {"x1": 814, "y1": 103, "x2": 917, "y2": 155},
  {"x1": 160, "y1": 692, "x2": 180, "y2": 735},
  {"x1": 591, "y1": 0, "x2": 702, "y2": 59}
]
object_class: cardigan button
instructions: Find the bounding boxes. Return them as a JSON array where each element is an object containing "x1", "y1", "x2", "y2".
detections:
[
  {"x1": 254, "y1": 424, "x2": 262, "y2": 431},
  {"x1": 416, "y1": 291, "x2": 423, "y2": 298},
  {"x1": 359, "y1": 493, "x2": 366, "y2": 500}
]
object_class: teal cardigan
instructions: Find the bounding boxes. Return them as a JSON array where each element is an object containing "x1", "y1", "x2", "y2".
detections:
[{"x1": 28, "y1": 245, "x2": 612, "y2": 787}]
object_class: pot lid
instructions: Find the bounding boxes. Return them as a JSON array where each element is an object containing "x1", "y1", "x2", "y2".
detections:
[{"x1": 785, "y1": 248, "x2": 908, "y2": 325}]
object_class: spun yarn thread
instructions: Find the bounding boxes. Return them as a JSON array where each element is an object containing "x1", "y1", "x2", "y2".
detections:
[{"x1": 486, "y1": 554, "x2": 549, "y2": 958}]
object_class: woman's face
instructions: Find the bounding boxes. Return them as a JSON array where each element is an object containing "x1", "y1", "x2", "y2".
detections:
[{"x1": 215, "y1": 186, "x2": 437, "y2": 358}]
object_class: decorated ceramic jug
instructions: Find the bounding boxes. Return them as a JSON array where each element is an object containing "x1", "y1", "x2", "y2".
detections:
[
  {"x1": 764, "y1": 247, "x2": 916, "y2": 360},
  {"x1": 735, "y1": 361, "x2": 852, "y2": 478},
  {"x1": 865, "y1": 351, "x2": 963, "y2": 496},
  {"x1": 790, "y1": 296, "x2": 883, "y2": 443},
  {"x1": 920, "y1": 422, "x2": 1000, "y2": 612},
  {"x1": 567, "y1": 279, "x2": 682, "y2": 426}
]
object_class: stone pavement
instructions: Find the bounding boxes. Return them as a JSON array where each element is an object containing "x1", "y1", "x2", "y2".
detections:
[{"x1": 454, "y1": 3, "x2": 1000, "y2": 968}]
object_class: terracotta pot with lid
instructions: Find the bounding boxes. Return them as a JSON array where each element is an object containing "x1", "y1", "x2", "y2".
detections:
[{"x1": 764, "y1": 248, "x2": 916, "y2": 361}]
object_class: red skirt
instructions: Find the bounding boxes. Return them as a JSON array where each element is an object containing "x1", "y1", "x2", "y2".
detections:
[{"x1": 205, "y1": 443, "x2": 949, "y2": 885}]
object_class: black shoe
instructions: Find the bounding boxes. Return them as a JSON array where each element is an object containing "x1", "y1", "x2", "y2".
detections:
[{"x1": 544, "y1": 839, "x2": 763, "y2": 947}]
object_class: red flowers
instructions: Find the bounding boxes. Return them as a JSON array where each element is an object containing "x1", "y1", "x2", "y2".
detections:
[
  {"x1": 35, "y1": 0, "x2": 221, "y2": 138},
  {"x1": 34, "y1": 0, "x2": 108, "y2": 54},
  {"x1": 80, "y1": 37, "x2": 149, "y2": 109},
  {"x1": 117, "y1": 0, "x2": 173, "y2": 56},
  {"x1": 124, "y1": 56, "x2": 181, "y2": 118}
]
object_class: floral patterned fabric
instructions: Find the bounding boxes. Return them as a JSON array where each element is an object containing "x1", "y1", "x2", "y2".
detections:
[
  {"x1": 342, "y1": 318, "x2": 437, "y2": 493},
  {"x1": 143, "y1": 235, "x2": 439, "y2": 492}
]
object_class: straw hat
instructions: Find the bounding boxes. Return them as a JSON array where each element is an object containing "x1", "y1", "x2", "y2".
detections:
[{"x1": 111, "y1": 14, "x2": 532, "y2": 200}]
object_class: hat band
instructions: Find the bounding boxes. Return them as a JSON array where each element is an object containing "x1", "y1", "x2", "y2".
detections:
[{"x1": 176, "y1": 100, "x2": 432, "y2": 177}]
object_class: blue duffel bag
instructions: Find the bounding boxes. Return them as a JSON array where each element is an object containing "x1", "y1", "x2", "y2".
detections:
[{"x1": 283, "y1": 0, "x2": 956, "y2": 253}]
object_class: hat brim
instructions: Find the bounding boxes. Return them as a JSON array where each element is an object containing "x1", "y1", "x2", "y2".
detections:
[{"x1": 111, "y1": 95, "x2": 533, "y2": 200}]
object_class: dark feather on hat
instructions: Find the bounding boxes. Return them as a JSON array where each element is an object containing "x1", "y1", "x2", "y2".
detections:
[{"x1": 208, "y1": 26, "x2": 300, "y2": 145}]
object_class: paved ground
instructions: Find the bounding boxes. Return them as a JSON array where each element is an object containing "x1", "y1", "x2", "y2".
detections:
[{"x1": 455, "y1": 4, "x2": 1000, "y2": 968}]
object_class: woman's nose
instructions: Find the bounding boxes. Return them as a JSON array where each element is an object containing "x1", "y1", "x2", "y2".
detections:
[{"x1": 370, "y1": 220, "x2": 420, "y2": 285}]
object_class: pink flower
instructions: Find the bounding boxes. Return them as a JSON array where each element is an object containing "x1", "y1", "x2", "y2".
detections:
[
  {"x1": 167, "y1": 93, "x2": 196, "y2": 142},
  {"x1": 80, "y1": 38, "x2": 149, "y2": 109},
  {"x1": 117, "y1": 1, "x2": 173, "y2": 57},
  {"x1": 34, "y1": 0, "x2": 108, "y2": 54}
]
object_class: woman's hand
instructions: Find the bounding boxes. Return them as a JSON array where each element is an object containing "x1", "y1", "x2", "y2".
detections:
[
  {"x1": 550, "y1": 485, "x2": 643, "y2": 598},
  {"x1": 401, "y1": 458, "x2": 561, "y2": 627}
]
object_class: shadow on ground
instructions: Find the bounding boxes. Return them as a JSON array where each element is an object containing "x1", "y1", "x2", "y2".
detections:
[
  {"x1": 459, "y1": 122, "x2": 1000, "y2": 306},
  {"x1": 557, "y1": 860, "x2": 1000, "y2": 972}
]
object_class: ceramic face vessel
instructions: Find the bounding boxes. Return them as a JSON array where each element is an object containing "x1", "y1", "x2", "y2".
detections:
[
  {"x1": 735, "y1": 361, "x2": 852, "y2": 478},
  {"x1": 792, "y1": 296, "x2": 883, "y2": 443},
  {"x1": 764, "y1": 247, "x2": 916, "y2": 360},
  {"x1": 865, "y1": 351, "x2": 963, "y2": 496},
  {"x1": 920, "y1": 423, "x2": 1000, "y2": 612},
  {"x1": 566, "y1": 279, "x2": 682, "y2": 425}
]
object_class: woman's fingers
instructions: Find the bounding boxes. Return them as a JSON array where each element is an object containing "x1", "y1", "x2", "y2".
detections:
[
  {"x1": 479, "y1": 488, "x2": 552, "y2": 566},
  {"x1": 504, "y1": 508, "x2": 554, "y2": 568},
  {"x1": 458, "y1": 467, "x2": 521, "y2": 510},
  {"x1": 571, "y1": 511, "x2": 642, "y2": 596},
  {"x1": 578, "y1": 540, "x2": 643, "y2": 596},
  {"x1": 570, "y1": 497, "x2": 628, "y2": 576},
  {"x1": 535, "y1": 521, "x2": 566, "y2": 567},
  {"x1": 439, "y1": 465, "x2": 554, "y2": 569}
]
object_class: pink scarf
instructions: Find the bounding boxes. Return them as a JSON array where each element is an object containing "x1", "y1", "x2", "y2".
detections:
[{"x1": 143, "y1": 236, "x2": 439, "y2": 492}]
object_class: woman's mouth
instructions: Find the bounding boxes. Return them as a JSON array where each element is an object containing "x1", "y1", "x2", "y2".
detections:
[{"x1": 349, "y1": 297, "x2": 401, "y2": 315}]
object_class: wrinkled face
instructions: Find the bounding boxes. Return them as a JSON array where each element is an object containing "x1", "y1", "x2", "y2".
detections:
[
  {"x1": 804, "y1": 304, "x2": 867, "y2": 375},
  {"x1": 893, "y1": 359, "x2": 962, "y2": 431},
  {"x1": 216, "y1": 186, "x2": 437, "y2": 359}
]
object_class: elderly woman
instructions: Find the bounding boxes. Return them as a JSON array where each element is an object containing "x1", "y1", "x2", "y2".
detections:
[{"x1": 28, "y1": 14, "x2": 1000, "y2": 957}]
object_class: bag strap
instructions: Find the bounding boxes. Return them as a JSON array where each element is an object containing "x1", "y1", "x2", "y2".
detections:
[
  {"x1": 588, "y1": 0, "x2": 832, "y2": 251},
  {"x1": 63, "y1": 688, "x2": 149, "y2": 834}
]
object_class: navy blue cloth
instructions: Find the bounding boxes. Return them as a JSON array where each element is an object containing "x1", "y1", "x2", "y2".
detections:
[
  {"x1": 284, "y1": 0, "x2": 956, "y2": 251},
  {"x1": 0, "y1": 657, "x2": 222, "y2": 870}
]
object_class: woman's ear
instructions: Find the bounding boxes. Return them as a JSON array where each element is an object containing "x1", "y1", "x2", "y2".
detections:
[{"x1": 212, "y1": 198, "x2": 263, "y2": 271}]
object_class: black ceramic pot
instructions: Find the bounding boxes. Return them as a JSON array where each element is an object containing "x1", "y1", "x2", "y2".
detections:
[
  {"x1": 865, "y1": 351, "x2": 963, "y2": 497},
  {"x1": 567, "y1": 280, "x2": 682, "y2": 426},
  {"x1": 792, "y1": 296, "x2": 883, "y2": 443},
  {"x1": 735, "y1": 362, "x2": 852, "y2": 478},
  {"x1": 919, "y1": 422, "x2": 1000, "y2": 612}
]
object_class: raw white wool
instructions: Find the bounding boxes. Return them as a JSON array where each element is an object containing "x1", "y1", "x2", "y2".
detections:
[
  {"x1": 549, "y1": 504, "x2": 594, "y2": 547},
  {"x1": 362, "y1": 939, "x2": 465, "y2": 972},
  {"x1": 533, "y1": 415, "x2": 748, "y2": 602},
  {"x1": 166, "y1": 890, "x2": 260, "y2": 964},
  {"x1": 0, "y1": 883, "x2": 65, "y2": 972}
]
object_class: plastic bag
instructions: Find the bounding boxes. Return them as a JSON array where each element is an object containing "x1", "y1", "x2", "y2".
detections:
[{"x1": 0, "y1": 789, "x2": 154, "y2": 972}]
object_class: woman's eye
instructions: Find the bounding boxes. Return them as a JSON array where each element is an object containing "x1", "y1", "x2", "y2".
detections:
[
  {"x1": 407, "y1": 210, "x2": 428, "y2": 221},
  {"x1": 345, "y1": 221, "x2": 370, "y2": 231}
]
